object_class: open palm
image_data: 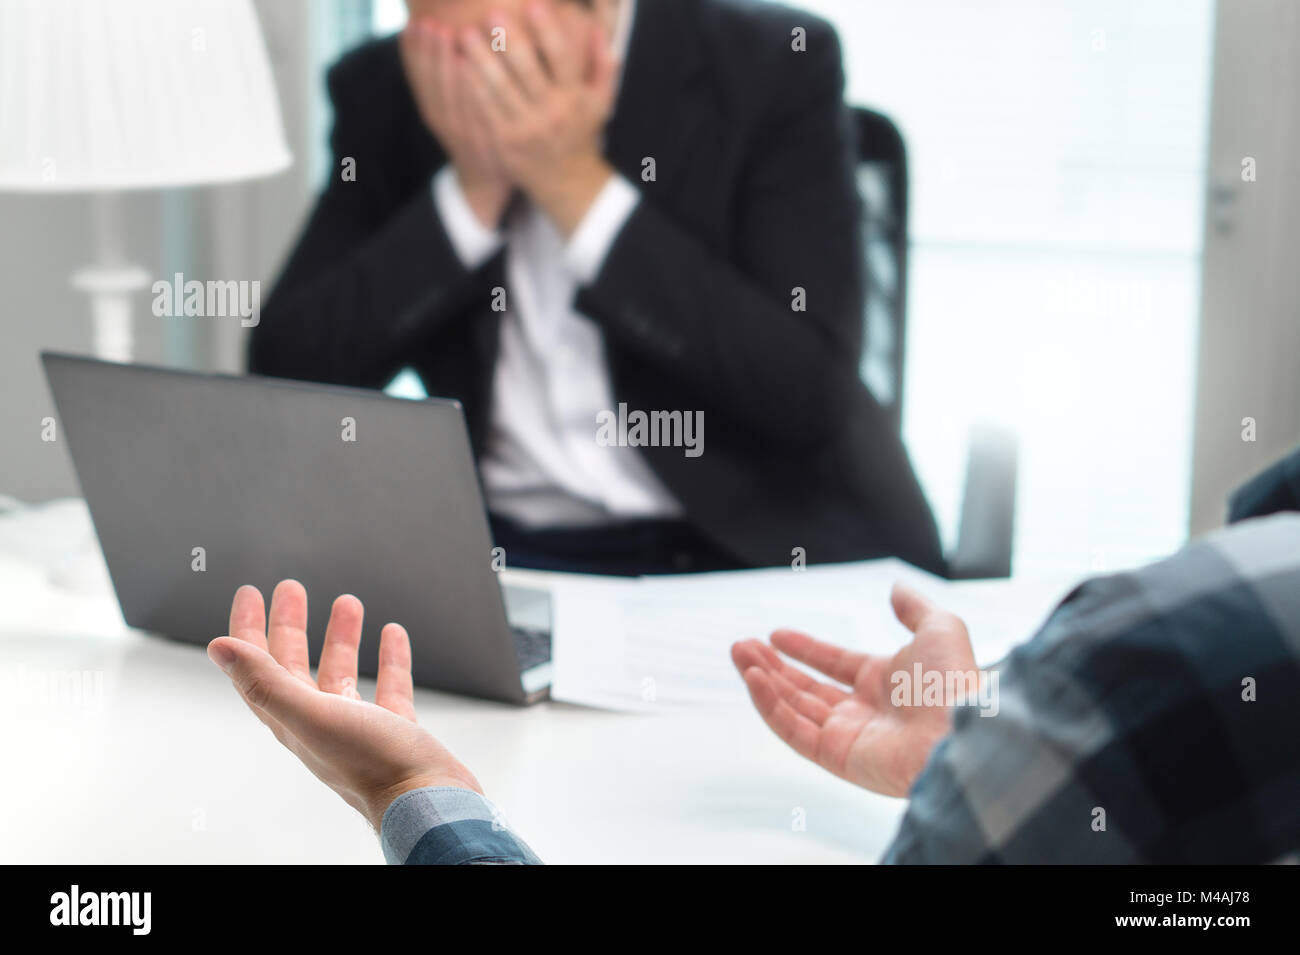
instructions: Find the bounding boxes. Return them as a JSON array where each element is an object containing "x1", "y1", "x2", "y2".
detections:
[
  {"x1": 731, "y1": 583, "x2": 979, "y2": 797},
  {"x1": 207, "y1": 580, "x2": 482, "y2": 830}
]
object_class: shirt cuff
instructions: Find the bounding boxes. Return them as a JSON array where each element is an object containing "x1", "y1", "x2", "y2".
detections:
[
  {"x1": 379, "y1": 786, "x2": 542, "y2": 865},
  {"x1": 432, "y1": 166, "x2": 505, "y2": 269},
  {"x1": 563, "y1": 173, "x2": 641, "y2": 285}
]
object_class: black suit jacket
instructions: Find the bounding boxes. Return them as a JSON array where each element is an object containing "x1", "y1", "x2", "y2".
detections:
[{"x1": 251, "y1": 0, "x2": 945, "y2": 574}]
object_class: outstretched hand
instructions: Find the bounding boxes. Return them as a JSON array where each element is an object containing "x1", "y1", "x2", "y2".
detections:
[
  {"x1": 207, "y1": 581, "x2": 482, "y2": 830},
  {"x1": 731, "y1": 583, "x2": 979, "y2": 797}
]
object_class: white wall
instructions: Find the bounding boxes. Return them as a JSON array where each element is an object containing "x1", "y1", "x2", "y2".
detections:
[{"x1": 0, "y1": 192, "x2": 171, "y2": 502}]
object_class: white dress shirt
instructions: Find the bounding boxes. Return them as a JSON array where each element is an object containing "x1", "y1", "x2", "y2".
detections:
[{"x1": 430, "y1": 0, "x2": 681, "y2": 529}]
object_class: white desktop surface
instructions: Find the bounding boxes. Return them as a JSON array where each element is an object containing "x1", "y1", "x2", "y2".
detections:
[{"x1": 0, "y1": 499, "x2": 1072, "y2": 865}]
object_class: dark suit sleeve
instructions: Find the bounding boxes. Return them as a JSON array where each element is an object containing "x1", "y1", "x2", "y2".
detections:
[
  {"x1": 1227, "y1": 448, "x2": 1300, "y2": 523},
  {"x1": 577, "y1": 24, "x2": 866, "y2": 450},
  {"x1": 249, "y1": 64, "x2": 490, "y2": 388}
]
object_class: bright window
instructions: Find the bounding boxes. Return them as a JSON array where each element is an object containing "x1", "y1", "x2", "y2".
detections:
[{"x1": 803, "y1": 0, "x2": 1215, "y2": 574}]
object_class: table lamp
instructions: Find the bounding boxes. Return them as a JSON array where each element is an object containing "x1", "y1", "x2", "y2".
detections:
[{"x1": 0, "y1": 0, "x2": 292, "y2": 361}]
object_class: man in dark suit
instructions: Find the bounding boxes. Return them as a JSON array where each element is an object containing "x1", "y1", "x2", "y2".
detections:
[{"x1": 251, "y1": 0, "x2": 944, "y2": 576}]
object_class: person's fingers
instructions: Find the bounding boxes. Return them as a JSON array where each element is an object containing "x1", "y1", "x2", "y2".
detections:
[
  {"x1": 890, "y1": 581, "x2": 935, "y2": 631},
  {"x1": 764, "y1": 664, "x2": 833, "y2": 726},
  {"x1": 226, "y1": 672, "x2": 295, "y2": 748},
  {"x1": 211, "y1": 600, "x2": 294, "y2": 747},
  {"x1": 403, "y1": 18, "x2": 454, "y2": 141},
  {"x1": 461, "y1": 26, "x2": 526, "y2": 122},
  {"x1": 741, "y1": 667, "x2": 822, "y2": 764},
  {"x1": 228, "y1": 584, "x2": 268, "y2": 651},
  {"x1": 466, "y1": 65, "x2": 508, "y2": 147},
  {"x1": 730, "y1": 643, "x2": 835, "y2": 725},
  {"x1": 375, "y1": 623, "x2": 417, "y2": 721},
  {"x1": 452, "y1": 54, "x2": 495, "y2": 163},
  {"x1": 493, "y1": 14, "x2": 549, "y2": 102},
  {"x1": 402, "y1": 18, "x2": 435, "y2": 88},
  {"x1": 890, "y1": 582, "x2": 962, "y2": 635},
  {"x1": 730, "y1": 638, "x2": 766, "y2": 672},
  {"x1": 732, "y1": 638, "x2": 849, "y2": 705},
  {"x1": 267, "y1": 579, "x2": 314, "y2": 685},
  {"x1": 399, "y1": 16, "x2": 423, "y2": 63},
  {"x1": 317, "y1": 594, "x2": 364, "y2": 698},
  {"x1": 769, "y1": 629, "x2": 867, "y2": 686},
  {"x1": 418, "y1": 16, "x2": 442, "y2": 66},
  {"x1": 207, "y1": 636, "x2": 329, "y2": 740},
  {"x1": 585, "y1": 17, "x2": 617, "y2": 104},
  {"x1": 430, "y1": 23, "x2": 457, "y2": 103},
  {"x1": 527, "y1": 0, "x2": 580, "y2": 84}
]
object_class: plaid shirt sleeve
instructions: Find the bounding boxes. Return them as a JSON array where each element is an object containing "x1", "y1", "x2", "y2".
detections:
[
  {"x1": 882, "y1": 511, "x2": 1300, "y2": 864},
  {"x1": 380, "y1": 787, "x2": 542, "y2": 865}
]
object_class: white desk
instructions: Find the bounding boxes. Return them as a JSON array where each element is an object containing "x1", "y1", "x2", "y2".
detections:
[{"x1": 0, "y1": 500, "x2": 1072, "y2": 864}]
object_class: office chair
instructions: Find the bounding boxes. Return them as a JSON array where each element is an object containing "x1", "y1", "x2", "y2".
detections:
[{"x1": 851, "y1": 107, "x2": 1018, "y2": 579}]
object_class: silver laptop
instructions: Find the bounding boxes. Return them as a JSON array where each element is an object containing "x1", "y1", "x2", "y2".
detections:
[{"x1": 42, "y1": 352, "x2": 552, "y2": 704}]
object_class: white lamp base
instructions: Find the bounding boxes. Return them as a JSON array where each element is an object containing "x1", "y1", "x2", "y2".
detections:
[{"x1": 71, "y1": 265, "x2": 150, "y2": 363}]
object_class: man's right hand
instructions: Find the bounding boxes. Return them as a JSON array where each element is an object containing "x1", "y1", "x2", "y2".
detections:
[
  {"x1": 207, "y1": 581, "x2": 484, "y2": 833},
  {"x1": 400, "y1": 17, "x2": 512, "y2": 228}
]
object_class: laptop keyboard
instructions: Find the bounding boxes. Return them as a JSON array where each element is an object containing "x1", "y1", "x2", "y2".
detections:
[{"x1": 511, "y1": 625, "x2": 553, "y2": 672}]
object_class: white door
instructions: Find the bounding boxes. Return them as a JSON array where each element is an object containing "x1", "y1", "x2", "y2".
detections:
[{"x1": 1189, "y1": 0, "x2": 1300, "y2": 532}]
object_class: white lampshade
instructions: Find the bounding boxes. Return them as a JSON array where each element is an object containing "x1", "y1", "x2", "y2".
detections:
[{"x1": 0, "y1": 0, "x2": 291, "y2": 191}]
